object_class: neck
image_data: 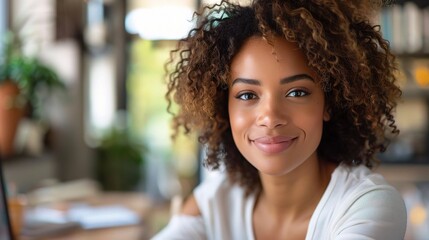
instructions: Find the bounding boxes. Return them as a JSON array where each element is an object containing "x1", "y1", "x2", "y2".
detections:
[{"x1": 256, "y1": 155, "x2": 336, "y2": 222}]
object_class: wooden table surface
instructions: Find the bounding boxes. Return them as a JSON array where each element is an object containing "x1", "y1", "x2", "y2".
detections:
[{"x1": 17, "y1": 192, "x2": 169, "y2": 240}]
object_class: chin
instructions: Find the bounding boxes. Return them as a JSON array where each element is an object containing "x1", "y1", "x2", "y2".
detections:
[
  {"x1": 251, "y1": 158, "x2": 305, "y2": 176},
  {"x1": 253, "y1": 160, "x2": 302, "y2": 177}
]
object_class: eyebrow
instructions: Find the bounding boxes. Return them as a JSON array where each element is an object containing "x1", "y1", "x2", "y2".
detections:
[
  {"x1": 280, "y1": 74, "x2": 314, "y2": 84},
  {"x1": 231, "y1": 73, "x2": 314, "y2": 86}
]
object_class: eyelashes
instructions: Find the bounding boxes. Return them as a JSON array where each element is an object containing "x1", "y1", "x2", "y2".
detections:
[
  {"x1": 286, "y1": 89, "x2": 309, "y2": 97},
  {"x1": 236, "y1": 92, "x2": 258, "y2": 100},
  {"x1": 235, "y1": 89, "x2": 310, "y2": 101}
]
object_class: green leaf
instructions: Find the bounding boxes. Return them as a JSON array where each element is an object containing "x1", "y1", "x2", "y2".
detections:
[{"x1": 0, "y1": 31, "x2": 66, "y2": 119}]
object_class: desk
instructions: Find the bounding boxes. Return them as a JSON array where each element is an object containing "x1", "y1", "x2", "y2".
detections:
[{"x1": 18, "y1": 192, "x2": 167, "y2": 240}]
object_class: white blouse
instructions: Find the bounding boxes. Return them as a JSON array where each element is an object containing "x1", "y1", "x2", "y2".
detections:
[{"x1": 152, "y1": 164, "x2": 407, "y2": 240}]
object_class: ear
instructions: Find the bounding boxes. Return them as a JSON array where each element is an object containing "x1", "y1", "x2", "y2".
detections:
[{"x1": 323, "y1": 106, "x2": 331, "y2": 121}]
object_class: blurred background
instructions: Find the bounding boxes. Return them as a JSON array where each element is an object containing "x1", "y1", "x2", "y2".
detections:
[{"x1": 0, "y1": 0, "x2": 428, "y2": 239}]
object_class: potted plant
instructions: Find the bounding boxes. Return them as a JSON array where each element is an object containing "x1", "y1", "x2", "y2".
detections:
[
  {"x1": 95, "y1": 125, "x2": 147, "y2": 191},
  {"x1": 0, "y1": 32, "x2": 65, "y2": 157}
]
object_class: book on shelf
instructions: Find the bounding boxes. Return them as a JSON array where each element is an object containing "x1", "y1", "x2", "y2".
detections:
[
  {"x1": 379, "y1": 2, "x2": 429, "y2": 54},
  {"x1": 423, "y1": 7, "x2": 429, "y2": 52},
  {"x1": 404, "y1": 2, "x2": 423, "y2": 53}
]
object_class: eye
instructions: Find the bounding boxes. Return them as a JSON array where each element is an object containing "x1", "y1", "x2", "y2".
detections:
[
  {"x1": 236, "y1": 92, "x2": 258, "y2": 101},
  {"x1": 286, "y1": 89, "x2": 309, "y2": 97}
]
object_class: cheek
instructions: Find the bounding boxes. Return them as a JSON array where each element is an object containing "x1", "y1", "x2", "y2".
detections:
[
  {"x1": 295, "y1": 103, "x2": 326, "y2": 136},
  {"x1": 228, "y1": 104, "x2": 248, "y2": 134}
]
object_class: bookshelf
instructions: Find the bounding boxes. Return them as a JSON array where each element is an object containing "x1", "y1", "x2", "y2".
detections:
[
  {"x1": 377, "y1": 0, "x2": 429, "y2": 165},
  {"x1": 377, "y1": 5, "x2": 429, "y2": 239},
  {"x1": 379, "y1": 1, "x2": 429, "y2": 54}
]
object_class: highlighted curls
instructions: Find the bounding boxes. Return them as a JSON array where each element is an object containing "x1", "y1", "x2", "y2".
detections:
[{"x1": 166, "y1": 0, "x2": 401, "y2": 193}]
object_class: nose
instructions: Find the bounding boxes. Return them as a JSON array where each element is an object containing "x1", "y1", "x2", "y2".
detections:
[{"x1": 256, "y1": 97, "x2": 288, "y2": 129}]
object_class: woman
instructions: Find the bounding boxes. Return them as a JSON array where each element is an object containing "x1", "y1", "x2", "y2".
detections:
[{"x1": 153, "y1": 0, "x2": 407, "y2": 239}]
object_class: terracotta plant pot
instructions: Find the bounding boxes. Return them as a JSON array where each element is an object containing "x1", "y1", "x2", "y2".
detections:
[{"x1": 0, "y1": 81, "x2": 25, "y2": 157}]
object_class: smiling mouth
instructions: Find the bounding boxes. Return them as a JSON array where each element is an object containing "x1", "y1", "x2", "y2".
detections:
[{"x1": 251, "y1": 136, "x2": 297, "y2": 154}]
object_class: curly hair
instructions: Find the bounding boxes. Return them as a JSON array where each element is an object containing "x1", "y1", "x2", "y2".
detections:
[{"x1": 166, "y1": 0, "x2": 401, "y2": 193}]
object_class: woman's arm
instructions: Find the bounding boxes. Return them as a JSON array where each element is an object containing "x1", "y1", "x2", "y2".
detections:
[
  {"x1": 151, "y1": 194, "x2": 206, "y2": 240},
  {"x1": 181, "y1": 194, "x2": 201, "y2": 216}
]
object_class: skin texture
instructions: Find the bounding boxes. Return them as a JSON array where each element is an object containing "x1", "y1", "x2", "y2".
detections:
[{"x1": 228, "y1": 36, "x2": 330, "y2": 177}]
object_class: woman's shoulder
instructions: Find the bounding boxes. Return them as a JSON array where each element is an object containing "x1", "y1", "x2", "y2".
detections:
[
  {"x1": 332, "y1": 163, "x2": 405, "y2": 208},
  {"x1": 330, "y1": 164, "x2": 406, "y2": 211},
  {"x1": 334, "y1": 163, "x2": 398, "y2": 193},
  {"x1": 316, "y1": 164, "x2": 407, "y2": 239}
]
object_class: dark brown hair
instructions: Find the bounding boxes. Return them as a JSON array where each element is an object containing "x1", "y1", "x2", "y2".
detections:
[{"x1": 166, "y1": 0, "x2": 401, "y2": 193}]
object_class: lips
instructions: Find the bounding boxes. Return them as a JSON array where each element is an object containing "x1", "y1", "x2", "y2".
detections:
[{"x1": 251, "y1": 136, "x2": 296, "y2": 154}]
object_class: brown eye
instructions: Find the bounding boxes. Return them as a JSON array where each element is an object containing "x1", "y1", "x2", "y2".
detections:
[
  {"x1": 236, "y1": 92, "x2": 258, "y2": 100},
  {"x1": 286, "y1": 90, "x2": 309, "y2": 97}
]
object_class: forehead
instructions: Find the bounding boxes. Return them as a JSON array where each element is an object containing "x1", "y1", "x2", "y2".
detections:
[{"x1": 230, "y1": 36, "x2": 314, "y2": 82}]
